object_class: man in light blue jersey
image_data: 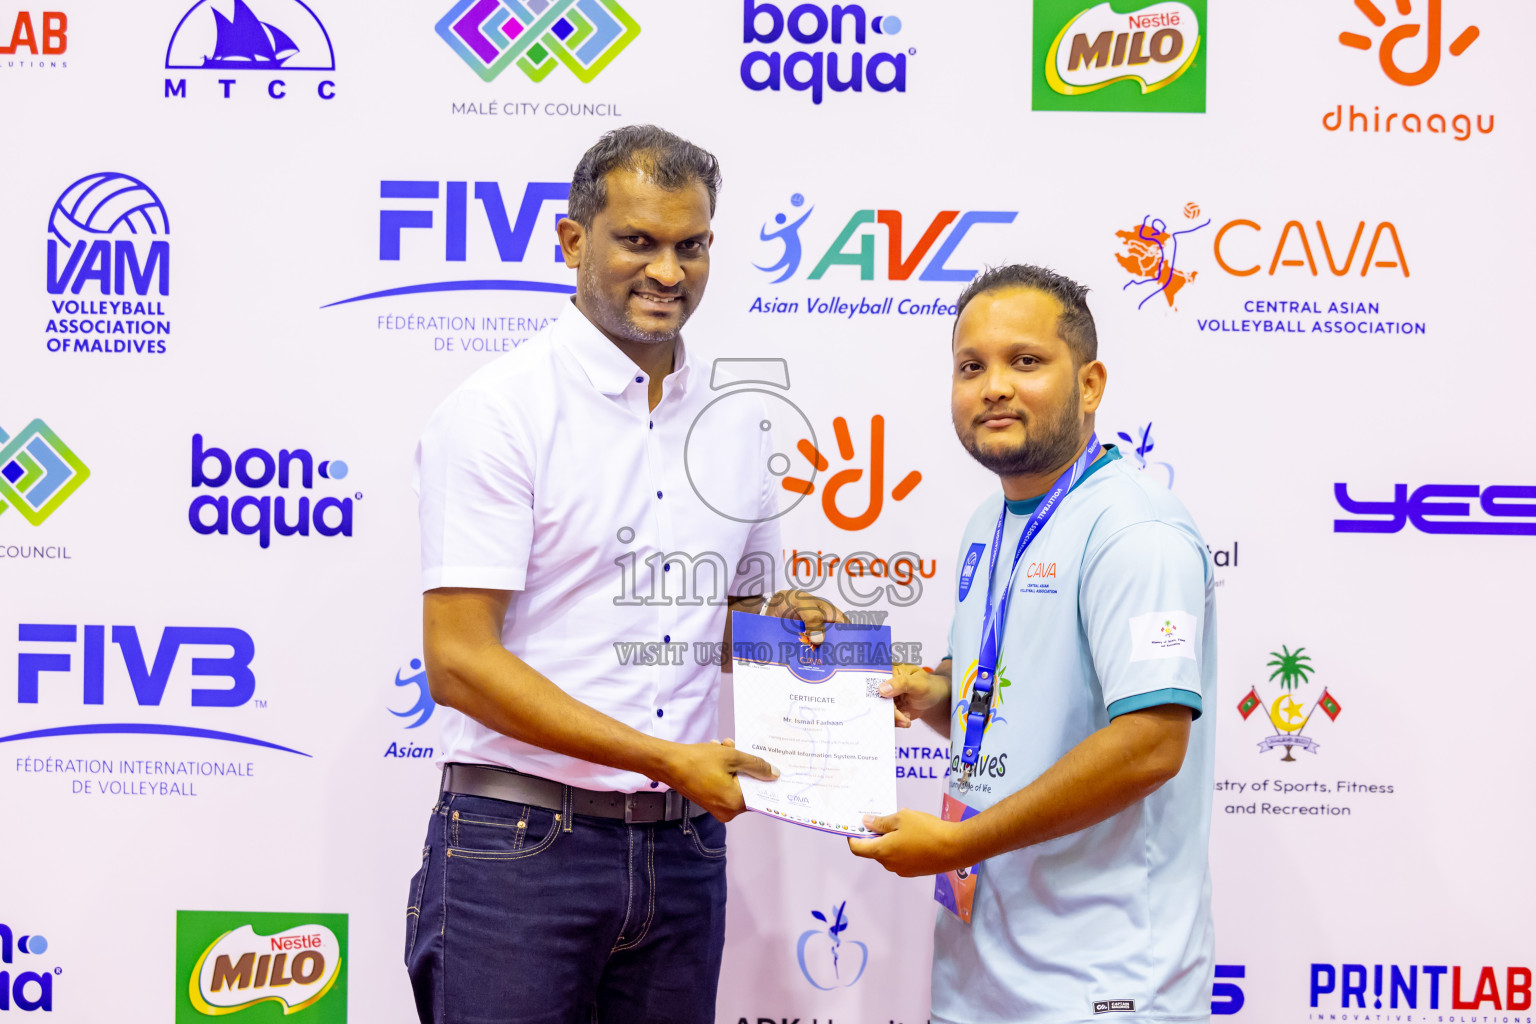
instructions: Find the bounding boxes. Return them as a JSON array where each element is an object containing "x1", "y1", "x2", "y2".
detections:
[{"x1": 849, "y1": 264, "x2": 1216, "y2": 1024}]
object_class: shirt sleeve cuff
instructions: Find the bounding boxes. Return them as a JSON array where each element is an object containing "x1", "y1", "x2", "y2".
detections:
[
  {"x1": 1106, "y1": 687, "x2": 1203, "y2": 721},
  {"x1": 423, "y1": 566, "x2": 527, "y2": 593}
]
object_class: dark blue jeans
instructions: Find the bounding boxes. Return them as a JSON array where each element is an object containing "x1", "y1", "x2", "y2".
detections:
[{"x1": 405, "y1": 790, "x2": 728, "y2": 1024}]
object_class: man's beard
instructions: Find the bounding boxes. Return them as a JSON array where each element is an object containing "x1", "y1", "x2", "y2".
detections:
[
  {"x1": 578, "y1": 267, "x2": 692, "y2": 345},
  {"x1": 959, "y1": 383, "x2": 1085, "y2": 478}
]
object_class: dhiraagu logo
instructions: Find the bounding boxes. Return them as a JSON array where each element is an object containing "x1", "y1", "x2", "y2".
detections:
[
  {"x1": 1033, "y1": 0, "x2": 1205, "y2": 113},
  {"x1": 176, "y1": 911, "x2": 347, "y2": 1022}
]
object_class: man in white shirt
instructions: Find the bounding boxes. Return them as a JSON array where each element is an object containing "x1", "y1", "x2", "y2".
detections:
[{"x1": 405, "y1": 125, "x2": 842, "y2": 1024}]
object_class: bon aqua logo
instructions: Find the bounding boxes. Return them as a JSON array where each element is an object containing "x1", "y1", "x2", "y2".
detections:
[
  {"x1": 437, "y1": 0, "x2": 638, "y2": 83},
  {"x1": 1033, "y1": 0, "x2": 1205, "y2": 113},
  {"x1": 1235, "y1": 645, "x2": 1343, "y2": 761}
]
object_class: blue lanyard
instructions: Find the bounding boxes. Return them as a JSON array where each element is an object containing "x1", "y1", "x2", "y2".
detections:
[{"x1": 959, "y1": 434, "x2": 1101, "y2": 769}]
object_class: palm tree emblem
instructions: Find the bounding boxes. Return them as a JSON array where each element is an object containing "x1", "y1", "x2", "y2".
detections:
[{"x1": 1267, "y1": 646, "x2": 1314, "y2": 691}]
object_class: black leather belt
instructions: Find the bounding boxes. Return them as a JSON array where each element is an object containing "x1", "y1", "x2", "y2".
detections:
[{"x1": 441, "y1": 762, "x2": 707, "y2": 823}]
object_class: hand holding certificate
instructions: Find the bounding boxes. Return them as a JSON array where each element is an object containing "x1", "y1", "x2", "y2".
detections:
[{"x1": 730, "y1": 612, "x2": 898, "y2": 836}]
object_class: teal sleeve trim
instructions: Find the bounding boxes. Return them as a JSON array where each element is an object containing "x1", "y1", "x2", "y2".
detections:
[
  {"x1": 1004, "y1": 446, "x2": 1122, "y2": 515},
  {"x1": 1107, "y1": 687, "x2": 1203, "y2": 721}
]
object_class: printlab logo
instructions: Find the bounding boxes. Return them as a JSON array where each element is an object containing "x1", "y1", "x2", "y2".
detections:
[
  {"x1": 1235, "y1": 646, "x2": 1343, "y2": 761},
  {"x1": 1114, "y1": 203, "x2": 1208, "y2": 311},
  {"x1": 683, "y1": 358, "x2": 922, "y2": 530},
  {"x1": 189, "y1": 434, "x2": 356, "y2": 549},
  {"x1": 1310, "y1": 962, "x2": 1533, "y2": 1013},
  {"x1": 1033, "y1": 0, "x2": 1206, "y2": 113},
  {"x1": 2, "y1": 10, "x2": 67, "y2": 66},
  {"x1": 164, "y1": 0, "x2": 337, "y2": 100},
  {"x1": 742, "y1": 2, "x2": 909, "y2": 105},
  {"x1": 796, "y1": 902, "x2": 868, "y2": 991},
  {"x1": 1114, "y1": 423, "x2": 1173, "y2": 488},
  {"x1": 0, "y1": 420, "x2": 89, "y2": 526},
  {"x1": 1334, "y1": 481, "x2": 1536, "y2": 536},
  {"x1": 437, "y1": 0, "x2": 639, "y2": 83},
  {"x1": 45, "y1": 172, "x2": 172, "y2": 356},
  {"x1": 384, "y1": 657, "x2": 436, "y2": 761},
  {"x1": 0, "y1": 920, "x2": 57, "y2": 1013},
  {"x1": 175, "y1": 911, "x2": 347, "y2": 1023}
]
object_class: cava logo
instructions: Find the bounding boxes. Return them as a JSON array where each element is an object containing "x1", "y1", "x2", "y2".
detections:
[
  {"x1": 0, "y1": 420, "x2": 89, "y2": 526},
  {"x1": 177, "y1": 912, "x2": 346, "y2": 1022},
  {"x1": 1034, "y1": 0, "x2": 1205, "y2": 113},
  {"x1": 437, "y1": 0, "x2": 639, "y2": 83},
  {"x1": 164, "y1": 0, "x2": 337, "y2": 100}
]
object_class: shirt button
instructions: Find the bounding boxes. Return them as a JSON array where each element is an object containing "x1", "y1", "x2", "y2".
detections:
[
  {"x1": 656, "y1": 490, "x2": 663, "y2": 499},
  {"x1": 635, "y1": 376, "x2": 644, "y2": 384},
  {"x1": 663, "y1": 635, "x2": 671, "y2": 643},
  {"x1": 649, "y1": 780, "x2": 659, "y2": 788},
  {"x1": 649, "y1": 420, "x2": 653, "y2": 430},
  {"x1": 663, "y1": 563, "x2": 671, "y2": 572},
  {"x1": 655, "y1": 708, "x2": 664, "y2": 718}
]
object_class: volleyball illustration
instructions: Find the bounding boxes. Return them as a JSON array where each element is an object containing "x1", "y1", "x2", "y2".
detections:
[{"x1": 47, "y1": 172, "x2": 170, "y2": 248}]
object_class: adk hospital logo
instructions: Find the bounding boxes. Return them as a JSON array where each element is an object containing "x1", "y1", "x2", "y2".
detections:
[
  {"x1": 164, "y1": 0, "x2": 337, "y2": 100},
  {"x1": 796, "y1": 901, "x2": 868, "y2": 991},
  {"x1": 438, "y1": 0, "x2": 639, "y2": 83},
  {"x1": 1033, "y1": 0, "x2": 1205, "y2": 113}
]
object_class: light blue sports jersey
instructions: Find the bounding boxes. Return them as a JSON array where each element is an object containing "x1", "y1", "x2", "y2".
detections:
[{"x1": 931, "y1": 448, "x2": 1216, "y2": 1024}]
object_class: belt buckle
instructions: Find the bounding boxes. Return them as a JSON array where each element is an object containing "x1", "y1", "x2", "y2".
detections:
[{"x1": 624, "y1": 792, "x2": 637, "y2": 824}]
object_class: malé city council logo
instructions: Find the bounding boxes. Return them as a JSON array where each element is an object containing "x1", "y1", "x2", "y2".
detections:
[
  {"x1": 0, "y1": 420, "x2": 89, "y2": 526},
  {"x1": 1033, "y1": 0, "x2": 1205, "y2": 113},
  {"x1": 1236, "y1": 645, "x2": 1344, "y2": 760},
  {"x1": 437, "y1": 0, "x2": 639, "y2": 83}
]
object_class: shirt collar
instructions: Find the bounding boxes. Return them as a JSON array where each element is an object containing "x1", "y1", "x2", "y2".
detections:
[{"x1": 555, "y1": 300, "x2": 694, "y2": 397}]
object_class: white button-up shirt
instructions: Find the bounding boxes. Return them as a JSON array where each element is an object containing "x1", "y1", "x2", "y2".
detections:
[{"x1": 415, "y1": 303, "x2": 781, "y2": 793}]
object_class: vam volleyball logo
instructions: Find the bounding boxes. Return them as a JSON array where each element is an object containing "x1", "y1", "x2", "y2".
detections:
[
  {"x1": 1033, "y1": 0, "x2": 1205, "y2": 113},
  {"x1": 437, "y1": 0, "x2": 639, "y2": 83},
  {"x1": 176, "y1": 911, "x2": 347, "y2": 1022}
]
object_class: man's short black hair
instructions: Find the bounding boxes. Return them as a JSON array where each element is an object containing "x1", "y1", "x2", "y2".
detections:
[
  {"x1": 568, "y1": 125, "x2": 722, "y2": 227},
  {"x1": 953, "y1": 264, "x2": 1099, "y2": 365}
]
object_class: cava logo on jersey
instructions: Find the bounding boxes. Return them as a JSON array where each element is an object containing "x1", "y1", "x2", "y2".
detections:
[
  {"x1": 323, "y1": 178, "x2": 570, "y2": 352},
  {"x1": 742, "y1": 1, "x2": 909, "y2": 105},
  {"x1": 44, "y1": 172, "x2": 173, "y2": 356},
  {"x1": 748, "y1": 193, "x2": 1016, "y2": 317},
  {"x1": 1311, "y1": 962, "x2": 1531, "y2": 1013},
  {"x1": 797, "y1": 901, "x2": 868, "y2": 990},
  {"x1": 190, "y1": 434, "x2": 356, "y2": 549},
  {"x1": 1334, "y1": 481, "x2": 1536, "y2": 535},
  {"x1": 176, "y1": 911, "x2": 347, "y2": 1023},
  {"x1": 1325, "y1": 1, "x2": 1492, "y2": 139},
  {"x1": 384, "y1": 657, "x2": 436, "y2": 760},
  {"x1": 1234, "y1": 645, "x2": 1342, "y2": 762},
  {"x1": 1034, "y1": 0, "x2": 1205, "y2": 113},
  {"x1": 0, "y1": 419, "x2": 88, "y2": 528},
  {"x1": 0, "y1": 921, "x2": 57, "y2": 1013},
  {"x1": 164, "y1": 0, "x2": 336, "y2": 101},
  {"x1": 438, "y1": 0, "x2": 638, "y2": 84},
  {"x1": 2, "y1": 10, "x2": 66, "y2": 68}
]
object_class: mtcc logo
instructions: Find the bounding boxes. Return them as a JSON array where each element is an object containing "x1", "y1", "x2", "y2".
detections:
[
  {"x1": 1235, "y1": 645, "x2": 1343, "y2": 761},
  {"x1": 164, "y1": 0, "x2": 337, "y2": 99},
  {"x1": 0, "y1": 921, "x2": 56, "y2": 1013},
  {"x1": 1339, "y1": 0, "x2": 1478, "y2": 85},
  {"x1": 796, "y1": 901, "x2": 867, "y2": 991},
  {"x1": 437, "y1": 0, "x2": 639, "y2": 83},
  {"x1": 0, "y1": 421, "x2": 89, "y2": 526}
]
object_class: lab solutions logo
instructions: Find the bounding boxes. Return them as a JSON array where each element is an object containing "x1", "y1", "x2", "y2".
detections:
[
  {"x1": 164, "y1": 0, "x2": 337, "y2": 101},
  {"x1": 0, "y1": 921, "x2": 57, "y2": 1013},
  {"x1": 44, "y1": 172, "x2": 172, "y2": 356},
  {"x1": 323, "y1": 177, "x2": 570, "y2": 353},
  {"x1": 0, "y1": 420, "x2": 89, "y2": 527},
  {"x1": 742, "y1": 2, "x2": 909, "y2": 104},
  {"x1": 175, "y1": 911, "x2": 346, "y2": 1023},
  {"x1": 1234, "y1": 645, "x2": 1343, "y2": 761},
  {"x1": 748, "y1": 192, "x2": 1017, "y2": 318},
  {"x1": 796, "y1": 902, "x2": 868, "y2": 991},
  {"x1": 188, "y1": 434, "x2": 356, "y2": 549},
  {"x1": 2, "y1": 9, "x2": 66, "y2": 68},
  {"x1": 1324, "y1": 0, "x2": 1492, "y2": 141},
  {"x1": 437, "y1": 0, "x2": 638, "y2": 83},
  {"x1": 1033, "y1": 0, "x2": 1205, "y2": 113},
  {"x1": 384, "y1": 657, "x2": 436, "y2": 761}
]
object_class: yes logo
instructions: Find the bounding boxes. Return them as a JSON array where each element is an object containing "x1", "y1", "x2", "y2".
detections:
[
  {"x1": 176, "y1": 911, "x2": 347, "y2": 1022},
  {"x1": 1339, "y1": 0, "x2": 1478, "y2": 86},
  {"x1": 0, "y1": 420, "x2": 89, "y2": 526},
  {"x1": 796, "y1": 902, "x2": 868, "y2": 991},
  {"x1": 1034, "y1": 0, "x2": 1206, "y2": 113}
]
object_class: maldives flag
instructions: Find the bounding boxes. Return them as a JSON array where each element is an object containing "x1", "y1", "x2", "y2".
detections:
[
  {"x1": 1316, "y1": 688, "x2": 1343, "y2": 720},
  {"x1": 1236, "y1": 687, "x2": 1262, "y2": 720}
]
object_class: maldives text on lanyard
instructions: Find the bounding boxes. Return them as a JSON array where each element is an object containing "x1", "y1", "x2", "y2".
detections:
[{"x1": 958, "y1": 434, "x2": 1102, "y2": 782}]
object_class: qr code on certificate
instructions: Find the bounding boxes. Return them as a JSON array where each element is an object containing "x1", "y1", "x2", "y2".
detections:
[{"x1": 866, "y1": 678, "x2": 883, "y2": 698}]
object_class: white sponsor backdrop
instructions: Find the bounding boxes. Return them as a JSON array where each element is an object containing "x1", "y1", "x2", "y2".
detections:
[{"x1": 1, "y1": 1, "x2": 1533, "y2": 1022}]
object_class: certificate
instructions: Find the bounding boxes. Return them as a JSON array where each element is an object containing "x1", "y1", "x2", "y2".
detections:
[{"x1": 730, "y1": 612, "x2": 898, "y2": 836}]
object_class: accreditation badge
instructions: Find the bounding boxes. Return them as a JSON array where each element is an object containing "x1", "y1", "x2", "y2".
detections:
[{"x1": 933, "y1": 793, "x2": 983, "y2": 923}]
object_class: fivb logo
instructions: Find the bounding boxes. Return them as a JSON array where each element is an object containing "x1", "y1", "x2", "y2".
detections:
[
  {"x1": 190, "y1": 435, "x2": 354, "y2": 549},
  {"x1": 0, "y1": 420, "x2": 89, "y2": 526},
  {"x1": 742, "y1": 2, "x2": 909, "y2": 104},
  {"x1": 323, "y1": 179, "x2": 574, "y2": 306},
  {"x1": 177, "y1": 912, "x2": 347, "y2": 1023},
  {"x1": 0, "y1": 922, "x2": 55, "y2": 1013},
  {"x1": 437, "y1": 0, "x2": 639, "y2": 83},
  {"x1": 47, "y1": 173, "x2": 169, "y2": 298}
]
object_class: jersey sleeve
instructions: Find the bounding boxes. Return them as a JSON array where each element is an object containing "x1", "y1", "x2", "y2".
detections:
[
  {"x1": 1080, "y1": 521, "x2": 1209, "y2": 720},
  {"x1": 729, "y1": 401, "x2": 782, "y2": 598},
  {"x1": 415, "y1": 388, "x2": 535, "y2": 593}
]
